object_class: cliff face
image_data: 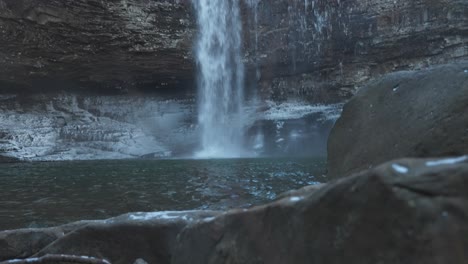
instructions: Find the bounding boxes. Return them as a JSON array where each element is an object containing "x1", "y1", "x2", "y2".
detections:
[
  {"x1": 0, "y1": 0, "x2": 466, "y2": 160},
  {"x1": 0, "y1": 0, "x2": 466, "y2": 98},
  {"x1": 0, "y1": 0, "x2": 195, "y2": 92},
  {"x1": 242, "y1": 0, "x2": 468, "y2": 102}
]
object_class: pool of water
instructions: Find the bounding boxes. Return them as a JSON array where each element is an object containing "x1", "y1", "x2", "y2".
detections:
[{"x1": 0, "y1": 157, "x2": 327, "y2": 230}]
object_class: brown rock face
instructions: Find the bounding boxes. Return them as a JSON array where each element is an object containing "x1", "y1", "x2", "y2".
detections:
[
  {"x1": 327, "y1": 62, "x2": 468, "y2": 178},
  {"x1": 242, "y1": 0, "x2": 468, "y2": 102},
  {"x1": 0, "y1": 0, "x2": 195, "y2": 92},
  {"x1": 0, "y1": 0, "x2": 466, "y2": 99},
  {"x1": 1, "y1": 157, "x2": 468, "y2": 264}
]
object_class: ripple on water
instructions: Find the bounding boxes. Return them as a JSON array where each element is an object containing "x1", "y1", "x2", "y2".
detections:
[{"x1": 0, "y1": 157, "x2": 327, "y2": 230}]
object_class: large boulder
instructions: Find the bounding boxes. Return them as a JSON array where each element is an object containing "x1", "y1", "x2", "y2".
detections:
[
  {"x1": 172, "y1": 156, "x2": 468, "y2": 264},
  {"x1": 0, "y1": 211, "x2": 219, "y2": 264},
  {"x1": 327, "y1": 62, "x2": 468, "y2": 178},
  {"x1": 2, "y1": 157, "x2": 468, "y2": 264}
]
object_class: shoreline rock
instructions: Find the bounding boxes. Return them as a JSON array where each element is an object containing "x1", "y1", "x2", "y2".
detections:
[
  {"x1": 327, "y1": 62, "x2": 468, "y2": 178},
  {"x1": 2, "y1": 157, "x2": 468, "y2": 264}
]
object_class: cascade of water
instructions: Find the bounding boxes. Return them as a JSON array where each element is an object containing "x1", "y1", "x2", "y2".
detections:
[{"x1": 192, "y1": 0, "x2": 246, "y2": 158}]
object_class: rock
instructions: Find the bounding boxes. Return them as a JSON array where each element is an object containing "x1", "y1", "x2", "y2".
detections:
[
  {"x1": 243, "y1": 0, "x2": 468, "y2": 103},
  {"x1": 0, "y1": 155, "x2": 19, "y2": 163},
  {"x1": 327, "y1": 62, "x2": 468, "y2": 178},
  {"x1": 172, "y1": 157, "x2": 468, "y2": 264},
  {"x1": 2, "y1": 157, "x2": 468, "y2": 264},
  {"x1": 0, "y1": 211, "x2": 219, "y2": 264},
  {"x1": 0, "y1": 0, "x2": 465, "y2": 102},
  {"x1": 0, "y1": 0, "x2": 195, "y2": 92}
]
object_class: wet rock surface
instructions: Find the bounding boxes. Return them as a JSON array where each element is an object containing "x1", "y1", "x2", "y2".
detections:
[
  {"x1": 0, "y1": 92, "x2": 341, "y2": 160},
  {"x1": 243, "y1": 0, "x2": 468, "y2": 102},
  {"x1": 327, "y1": 62, "x2": 468, "y2": 178},
  {"x1": 2, "y1": 157, "x2": 468, "y2": 264}
]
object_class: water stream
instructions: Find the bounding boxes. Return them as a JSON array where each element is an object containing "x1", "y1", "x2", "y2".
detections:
[{"x1": 193, "y1": 0, "x2": 247, "y2": 158}]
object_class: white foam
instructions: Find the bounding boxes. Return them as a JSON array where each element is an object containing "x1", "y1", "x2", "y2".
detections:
[
  {"x1": 426, "y1": 156, "x2": 468, "y2": 167},
  {"x1": 392, "y1": 163, "x2": 409, "y2": 174}
]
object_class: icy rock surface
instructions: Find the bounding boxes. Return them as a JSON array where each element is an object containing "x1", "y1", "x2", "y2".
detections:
[{"x1": 0, "y1": 94, "x2": 195, "y2": 161}]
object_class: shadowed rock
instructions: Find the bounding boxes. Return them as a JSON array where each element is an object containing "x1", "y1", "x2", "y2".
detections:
[{"x1": 327, "y1": 62, "x2": 468, "y2": 178}]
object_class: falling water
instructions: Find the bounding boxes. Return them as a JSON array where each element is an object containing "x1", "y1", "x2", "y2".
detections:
[{"x1": 193, "y1": 0, "x2": 246, "y2": 158}]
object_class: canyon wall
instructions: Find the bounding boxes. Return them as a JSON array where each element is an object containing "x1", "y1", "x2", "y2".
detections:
[
  {"x1": 0, "y1": 0, "x2": 466, "y2": 160},
  {"x1": 0, "y1": 0, "x2": 465, "y2": 99}
]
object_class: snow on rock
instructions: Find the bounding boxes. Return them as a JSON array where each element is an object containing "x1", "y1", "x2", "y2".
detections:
[
  {"x1": 0, "y1": 94, "x2": 195, "y2": 161},
  {"x1": 289, "y1": 196, "x2": 303, "y2": 202},
  {"x1": 128, "y1": 211, "x2": 200, "y2": 222},
  {"x1": 262, "y1": 101, "x2": 343, "y2": 121},
  {"x1": 392, "y1": 163, "x2": 409, "y2": 174},
  {"x1": 426, "y1": 156, "x2": 468, "y2": 167}
]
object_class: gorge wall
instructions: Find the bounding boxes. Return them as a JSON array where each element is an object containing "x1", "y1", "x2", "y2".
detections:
[
  {"x1": 0, "y1": 0, "x2": 466, "y2": 98},
  {"x1": 0, "y1": 0, "x2": 466, "y2": 160}
]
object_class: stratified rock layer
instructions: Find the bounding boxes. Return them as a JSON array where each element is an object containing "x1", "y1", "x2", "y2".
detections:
[
  {"x1": 0, "y1": 0, "x2": 466, "y2": 101},
  {"x1": 327, "y1": 62, "x2": 468, "y2": 178},
  {"x1": 1, "y1": 157, "x2": 468, "y2": 264},
  {"x1": 243, "y1": 0, "x2": 468, "y2": 102},
  {"x1": 0, "y1": 0, "x2": 195, "y2": 92}
]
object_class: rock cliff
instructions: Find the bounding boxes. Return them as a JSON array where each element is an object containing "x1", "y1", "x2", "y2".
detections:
[
  {"x1": 0, "y1": 0, "x2": 466, "y2": 100},
  {"x1": 0, "y1": 0, "x2": 195, "y2": 92},
  {"x1": 0, "y1": 0, "x2": 466, "y2": 160}
]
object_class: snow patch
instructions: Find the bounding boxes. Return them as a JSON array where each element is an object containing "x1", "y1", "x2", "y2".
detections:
[
  {"x1": 203, "y1": 217, "x2": 216, "y2": 222},
  {"x1": 392, "y1": 163, "x2": 409, "y2": 174},
  {"x1": 128, "y1": 211, "x2": 198, "y2": 221},
  {"x1": 262, "y1": 101, "x2": 343, "y2": 121},
  {"x1": 289, "y1": 196, "x2": 303, "y2": 202},
  {"x1": 426, "y1": 156, "x2": 468, "y2": 167}
]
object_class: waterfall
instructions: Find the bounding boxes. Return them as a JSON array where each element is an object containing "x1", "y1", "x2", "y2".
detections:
[{"x1": 193, "y1": 0, "x2": 246, "y2": 158}]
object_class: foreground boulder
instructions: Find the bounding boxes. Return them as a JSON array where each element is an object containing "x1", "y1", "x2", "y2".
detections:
[
  {"x1": 2, "y1": 157, "x2": 468, "y2": 264},
  {"x1": 0, "y1": 211, "x2": 219, "y2": 264},
  {"x1": 327, "y1": 62, "x2": 468, "y2": 178}
]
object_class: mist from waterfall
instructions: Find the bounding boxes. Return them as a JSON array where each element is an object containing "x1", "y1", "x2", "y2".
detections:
[{"x1": 193, "y1": 0, "x2": 247, "y2": 158}]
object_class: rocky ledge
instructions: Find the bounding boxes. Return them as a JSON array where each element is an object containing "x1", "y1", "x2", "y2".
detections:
[{"x1": 1, "y1": 156, "x2": 468, "y2": 264}]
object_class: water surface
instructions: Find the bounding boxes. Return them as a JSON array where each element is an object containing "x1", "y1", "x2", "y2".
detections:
[{"x1": 0, "y1": 158, "x2": 327, "y2": 230}]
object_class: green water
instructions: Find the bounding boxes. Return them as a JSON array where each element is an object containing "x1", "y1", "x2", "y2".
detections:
[{"x1": 0, "y1": 158, "x2": 327, "y2": 230}]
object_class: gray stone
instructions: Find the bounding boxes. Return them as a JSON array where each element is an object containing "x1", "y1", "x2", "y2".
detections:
[
  {"x1": 172, "y1": 157, "x2": 468, "y2": 264},
  {"x1": 327, "y1": 62, "x2": 468, "y2": 178}
]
